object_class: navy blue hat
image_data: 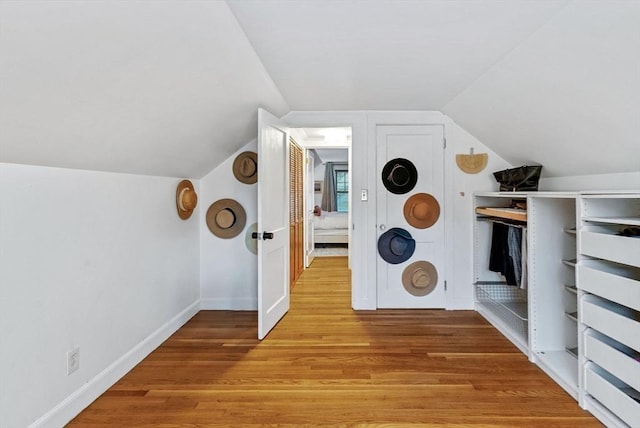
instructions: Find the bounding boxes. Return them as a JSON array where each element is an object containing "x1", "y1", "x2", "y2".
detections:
[
  {"x1": 377, "y1": 228, "x2": 416, "y2": 264},
  {"x1": 381, "y1": 158, "x2": 418, "y2": 194}
]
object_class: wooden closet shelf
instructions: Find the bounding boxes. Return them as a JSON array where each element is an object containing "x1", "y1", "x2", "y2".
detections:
[{"x1": 476, "y1": 207, "x2": 527, "y2": 222}]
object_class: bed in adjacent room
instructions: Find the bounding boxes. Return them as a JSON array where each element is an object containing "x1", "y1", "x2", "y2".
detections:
[{"x1": 313, "y1": 211, "x2": 349, "y2": 244}]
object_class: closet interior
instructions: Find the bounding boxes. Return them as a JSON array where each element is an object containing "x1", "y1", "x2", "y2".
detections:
[{"x1": 474, "y1": 191, "x2": 640, "y2": 428}]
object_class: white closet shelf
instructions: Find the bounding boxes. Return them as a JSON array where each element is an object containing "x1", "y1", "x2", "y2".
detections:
[
  {"x1": 583, "y1": 216, "x2": 640, "y2": 226},
  {"x1": 564, "y1": 284, "x2": 578, "y2": 295},
  {"x1": 565, "y1": 312, "x2": 578, "y2": 322}
]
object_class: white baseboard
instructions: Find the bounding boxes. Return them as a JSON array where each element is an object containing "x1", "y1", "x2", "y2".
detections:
[
  {"x1": 200, "y1": 297, "x2": 257, "y2": 310},
  {"x1": 29, "y1": 300, "x2": 201, "y2": 428}
]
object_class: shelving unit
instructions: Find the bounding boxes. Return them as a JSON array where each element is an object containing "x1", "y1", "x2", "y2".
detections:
[
  {"x1": 474, "y1": 191, "x2": 640, "y2": 425},
  {"x1": 577, "y1": 193, "x2": 640, "y2": 428},
  {"x1": 474, "y1": 193, "x2": 531, "y2": 355}
]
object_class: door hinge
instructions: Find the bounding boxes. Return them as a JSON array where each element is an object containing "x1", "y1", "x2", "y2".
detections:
[
  {"x1": 444, "y1": 280, "x2": 447, "y2": 291},
  {"x1": 443, "y1": 136, "x2": 447, "y2": 149}
]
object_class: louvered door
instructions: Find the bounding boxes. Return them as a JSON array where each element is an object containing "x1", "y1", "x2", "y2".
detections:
[{"x1": 289, "y1": 139, "x2": 304, "y2": 287}]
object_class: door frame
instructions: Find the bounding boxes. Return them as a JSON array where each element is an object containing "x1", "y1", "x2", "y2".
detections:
[
  {"x1": 293, "y1": 137, "x2": 351, "y2": 268},
  {"x1": 283, "y1": 111, "x2": 455, "y2": 310}
]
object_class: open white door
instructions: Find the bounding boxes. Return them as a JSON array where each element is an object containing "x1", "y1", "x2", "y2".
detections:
[
  {"x1": 304, "y1": 150, "x2": 315, "y2": 267},
  {"x1": 257, "y1": 108, "x2": 290, "y2": 340}
]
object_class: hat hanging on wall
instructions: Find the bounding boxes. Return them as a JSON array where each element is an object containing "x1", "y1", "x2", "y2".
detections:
[
  {"x1": 233, "y1": 151, "x2": 258, "y2": 184},
  {"x1": 377, "y1": 227, "x2": 416, "y2": 264},
  {"x1": 206, "y1": 199, "x2": 247, "y2": 239},
  {"x1": 403, "y1": 193, "x2": 440, "y2": 229},
  {"x1": 381, "y1": 158, "x2": 418, "y2": 194},
  {"x1": 245, "y1": 222, "x2": 258, "y2": 255},
  {"x1": 456, "y1": 148, "x2": 488, "y2": 174},
  {"x1": 176, "y1": 179, "x2": 198, "y2": 220},
  {"x1": 402, "y1": 261, "x2": 438, "y2": 297}
]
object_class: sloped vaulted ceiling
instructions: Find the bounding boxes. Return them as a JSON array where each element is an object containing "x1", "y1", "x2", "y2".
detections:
[
  {"x1": 1, "y1": 1, "x2": 638, "y2": 178},
  {"x1": 229, "y1": 0, "x2": 639, "y2": 178},
  {"x1": 0, "y1": 1, "x2": 288, "y2": 178},
  {"x1": 443, "y1": 0, "x2": 640, "y2": 177}
]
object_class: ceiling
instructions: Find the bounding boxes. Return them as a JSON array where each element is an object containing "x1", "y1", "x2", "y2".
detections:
[
  {"x1": 228, "y1": 0, "x2": 568, "y2": 111},
  {"x1": 0, "y1": 1, "x2": 288, "y2": 178},
  {"x1": 1, "y1": 1, "x2": 638, "y2": 178}
]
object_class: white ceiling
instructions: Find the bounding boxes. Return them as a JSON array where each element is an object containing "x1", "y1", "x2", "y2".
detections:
[
  {"x1": 0, "y1": 1, "x2": 288, "y2": 177},
  {"x1": 443, "y1": 0, "x2": 640, "y2": 176},
  {"x1": 312, "y1": 148, "x2": 349, "y2": 165},
  {"x1": 1, "y1": 0, "x2": 638, "y2": 178},
  {"x1": 227, "y1": 0, "x2": 569, "y2": 110}
]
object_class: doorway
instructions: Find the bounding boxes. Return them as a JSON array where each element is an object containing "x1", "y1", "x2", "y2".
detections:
[{"x1": 291, "y1": 127, "x2": 351, "y2": 272}]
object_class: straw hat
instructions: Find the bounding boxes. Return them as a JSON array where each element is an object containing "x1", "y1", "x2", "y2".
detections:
[
  {"x1": 176, "y1": 180, "x2": 198, "y2": 220},
  {"x1": 402, "y1": 261, "x2": 438, "y2": 296},
  {"x1": 233, "y1": 151, "x2": 258, "y2": 184},
  {"x1": 456, "y1": 149, "x2": 488, "y2": 174},
  {"x1": 377, "y1": 228, "x2": 416, "y2": 264},
  {"x1": 403, "y1": 193, "x2": 440, "y2": 229},
  {"x1": 206, "y1": 199, "x2": 246, "y2": 239},
  {"x1": 381, "y1": 158, "x2": 418, "y2": 195}
]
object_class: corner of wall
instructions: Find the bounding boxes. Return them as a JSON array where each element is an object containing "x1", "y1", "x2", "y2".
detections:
[{"x1": 199, "y1": 140, "x2": 259, "y2": 310}]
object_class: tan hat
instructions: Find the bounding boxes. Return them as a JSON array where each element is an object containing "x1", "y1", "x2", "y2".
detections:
[
  {"x1": 403, "y1": 193, "x2": 440, "y2": 229},
  {"x1": 206, "y1": 199, "x2": 246, "y2": 239},
  {"x1": 402, "y1": 261, "x2": 438, "y2": 297},
  {"x1": 176, "y1": 180, "x2": 198, "y2": 220},
  {"x1": 456, "y1": 149, "x2": 488, "y2": 174},
  {"x1": 233, "y1": 151, "x2": 258, "y2": 184}
]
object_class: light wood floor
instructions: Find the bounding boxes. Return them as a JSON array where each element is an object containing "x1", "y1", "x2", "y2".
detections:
[{"x1": 69, "y1": 257, "x2": 602, "y2": 427}]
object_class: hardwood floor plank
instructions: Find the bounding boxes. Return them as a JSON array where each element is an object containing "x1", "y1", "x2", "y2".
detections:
[{"x1": 68, "y1": 257, "x2": 601, "y2": 427}]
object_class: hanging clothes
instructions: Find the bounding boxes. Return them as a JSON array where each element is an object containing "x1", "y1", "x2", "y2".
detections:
[
  {"x1": 520, "y1": 227, "x2": 528, "y2": 289},
  {"x1": 489, "y1": 222, "x2": 526, "y2": 287}
]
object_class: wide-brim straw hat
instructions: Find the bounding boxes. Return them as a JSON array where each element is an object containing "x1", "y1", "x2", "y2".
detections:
[
  {"x1": 206, "y1": 199, "x2": 247, "y2": 239},
  {"x1": 403, "y1": 193, "x2": 440, "y2": 229},
  {"x1": 377, "y1": 227, "x2": 416, "y2": 264},
  {"x1": 402, "y1": 261, "x2": 438, "y2": 296},
  {"x1": 381, "y1": 158, "x2": 418, "y2": 195},
  {"x1": 456, "y1": 152, "x2": 488, "y2": 174},
  {"x1": 176, "y1": 179, "x2": 198, "y2": 220},
  {"x1": 233, "y1": 151, "x2": 258, "y2": 184}
]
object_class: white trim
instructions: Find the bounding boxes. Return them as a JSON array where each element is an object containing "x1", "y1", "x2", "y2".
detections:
[
  {"x1": 283, "y1": 111, "x2": 370, "y2": 309},
  {"x1": 200, "y1": 298, "x2": 257, "y2": 311},
  {"x1": 29, "y1": 300, "x2": 200, "y2": 428}
]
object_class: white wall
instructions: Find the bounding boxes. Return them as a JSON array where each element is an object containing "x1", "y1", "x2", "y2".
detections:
[
  {"x1": 284, "y1": 111, "x2": 512, "y2": 310},
  {"x1": 446, "y1": 122, "x2": 512, "y2": 308},
  {"x1": 200, "y1": 140, "x2": 258, "y2": 310},
  {"x1": 444, "y1": 0, "x2": 640, "y2": 178},
  {"x1": 0, "y1": 163, "x2": 200, "y2": 428},
  {"x1": 540, "y1": 171, "x2": 640, "y2": 191}
]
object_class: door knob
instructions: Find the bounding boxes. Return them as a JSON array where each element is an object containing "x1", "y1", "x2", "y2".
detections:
[
  {"x1": 263, "y1": 232, "x2": 274, "y2": 240},
  {"x1": 380, "y1": 224, "x2": 386, "y2": 231}
]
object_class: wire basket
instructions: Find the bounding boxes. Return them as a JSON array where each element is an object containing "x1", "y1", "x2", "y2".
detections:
[{"x1": 476, "y1": 282, "x2": 528, "y2": 339}]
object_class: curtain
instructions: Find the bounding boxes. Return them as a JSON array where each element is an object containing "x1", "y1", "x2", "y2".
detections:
[{"x1": 321, "y1": 162, "x2": 348, "y2": 212}]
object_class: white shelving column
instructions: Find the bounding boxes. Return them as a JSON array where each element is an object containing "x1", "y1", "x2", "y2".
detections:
[
  {"x1": 527, "y1": 194, "x2": 579, "y2": 400},
  {"x1": 577, "y1": 192, "x2": 640, "y2": 428}
]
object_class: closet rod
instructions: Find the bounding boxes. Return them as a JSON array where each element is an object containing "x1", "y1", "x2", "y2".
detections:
[{"x1": 477, "y1": 217, "x2": 527, "y2": 228}]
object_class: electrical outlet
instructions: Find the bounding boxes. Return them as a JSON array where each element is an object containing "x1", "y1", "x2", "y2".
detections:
[
  {"x1": 361, "y1": 189, "x2": 368, "y2": 201},
  {"x1": 67, "y1": 347, "x2": 79, "y2": 375}
]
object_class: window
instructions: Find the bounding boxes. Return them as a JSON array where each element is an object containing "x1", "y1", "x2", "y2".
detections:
[{"x1": 334, "y1": 170, "x2": 349, "y2": 212}]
